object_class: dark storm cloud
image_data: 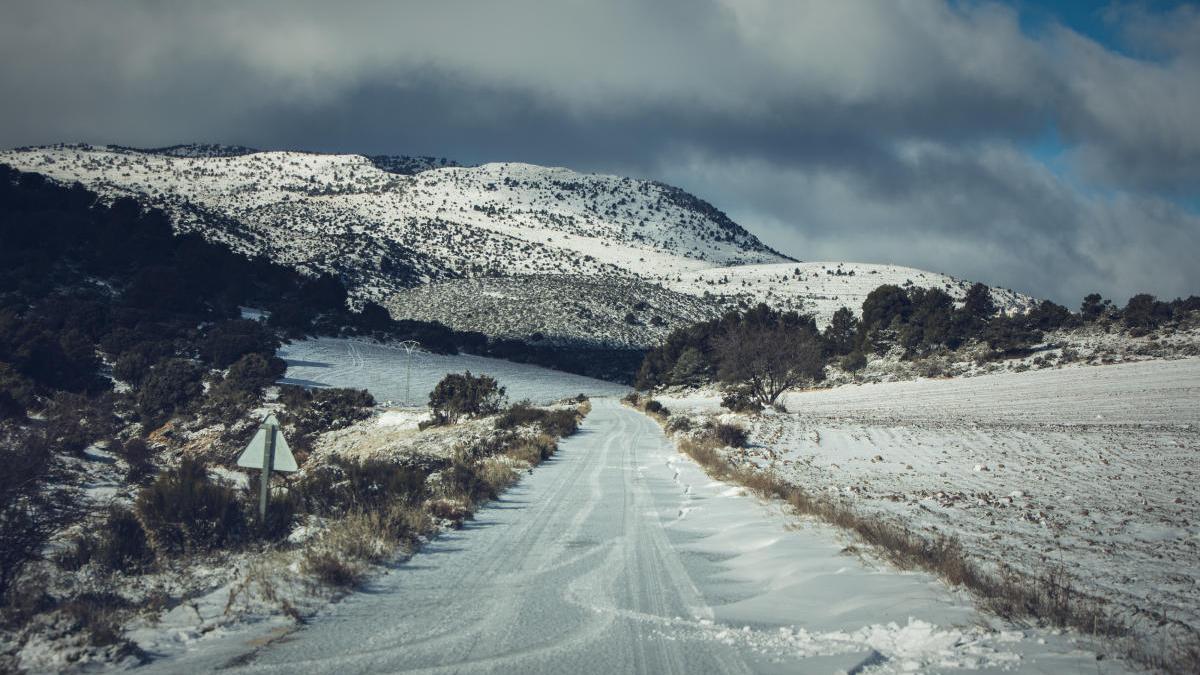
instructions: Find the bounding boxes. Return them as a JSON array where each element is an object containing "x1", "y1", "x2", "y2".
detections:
[{"x1": 1, "y1": 0, "x2": 1197, "y2": 304}]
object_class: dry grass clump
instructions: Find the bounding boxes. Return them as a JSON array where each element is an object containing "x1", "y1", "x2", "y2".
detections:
[
  {"x1": 301, "y1": 504, "x2": 434, "y2": 589},
  {"x1": 505, "y1": 434, "x2": 557, "y2": 466},
  {"x1": 301, "y1": 549, "x2": 366, "y2": 590},
  {"x1": 476, "y1": 457, "x2": 519, "y2": 495},
  {"x1": 425, "y1": 498, "x2": 472, "y2": 528}
]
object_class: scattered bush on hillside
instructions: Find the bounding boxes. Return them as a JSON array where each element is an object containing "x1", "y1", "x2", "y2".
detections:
[
  {"x1": 135, "y1": 358, "x2": 203, "y2": 428},
  {"x1": 95, "y1": 505, "x2": 154, "y2": 573},
  {"x1": 665, "y1": 416, "x2": 692, "y2": 434},
  {"x1": 279, "y1": 385, "x2": 375, "y2": 451}
]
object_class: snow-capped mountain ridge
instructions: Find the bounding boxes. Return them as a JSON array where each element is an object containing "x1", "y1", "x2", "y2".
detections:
[
  {"x1": 0, "y1": 144, "x2": 789, "y2": 299},
  {"x1": 0, "y1": 143, "x2": 1034, "y2": 346}
]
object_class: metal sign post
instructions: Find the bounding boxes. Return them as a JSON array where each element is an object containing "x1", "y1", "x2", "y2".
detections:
[{"x1": 237, "y1": 414, "x2": 298, "y2": 521}]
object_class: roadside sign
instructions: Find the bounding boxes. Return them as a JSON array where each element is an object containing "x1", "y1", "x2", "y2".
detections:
[
  {"x1": 237, "y1": 413, "x2": 297, "y2": 520},
  {"x1": 237, "y1": 414, "x2": 297, "y2": 471}
]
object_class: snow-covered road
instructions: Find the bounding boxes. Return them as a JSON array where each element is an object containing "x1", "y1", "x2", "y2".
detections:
[{"x1": 147, "y1": 400, "x2": 1113, "y2": 674}]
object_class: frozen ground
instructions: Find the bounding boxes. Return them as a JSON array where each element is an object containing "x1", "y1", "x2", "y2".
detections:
[
  {"x1": 277, "y1": 337, "x2": 630, "y2": 405},
  {"x1": 137, "y1": 400, "x2": 1112, "y2": 674},
  {"x1": 659, "y1": 358, "x2": 1200, "y2": 654}
]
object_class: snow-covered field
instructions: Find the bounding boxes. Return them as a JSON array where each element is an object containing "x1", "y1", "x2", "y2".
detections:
[
  {"x1": 277, "y1": 337, "x2": 630, "y2": 405},
  {"x1": 659, "y1": 358, "x2": 1200, "y2": 652}
]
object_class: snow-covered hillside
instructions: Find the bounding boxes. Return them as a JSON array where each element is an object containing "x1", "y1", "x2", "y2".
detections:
[
  {"x1": 0, "y1": 143, "x2": 1036, "y2": 341},
  {"x1": 0, "y1": 144, "x2": 787, "y2": 299},
  {"x1": 661, "y1": 261, "x2": 1035, "y2": 326},
  {"x1": 387, "y1": 275, "x2": 726, "y2": 348}
]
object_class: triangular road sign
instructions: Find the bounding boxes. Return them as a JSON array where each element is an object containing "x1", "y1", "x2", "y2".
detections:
[{"x1": 237, "y1": 414, "x2": 298, "y2": 472}]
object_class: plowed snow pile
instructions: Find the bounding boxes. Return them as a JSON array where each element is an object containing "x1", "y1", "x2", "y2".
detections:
[{"x1": 659, "y1": 358, "x2": 1200, "y2": 649}]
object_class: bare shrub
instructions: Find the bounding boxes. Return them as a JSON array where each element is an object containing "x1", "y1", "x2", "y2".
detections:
[
  {"x1": 642, "y1": 399, "x2": 669, "y2": 419},
  {"x1": 95, "y1": 505, "x2": 154, "y2": 573},
  {"x1": 506, "y1": 434, "x2": 556, "y2": 466},
  {"x1": 135, "y1": 459, "x2": 245, "y2": 555},
  {"x1": 665, "y1": 416, "x2": 692, "y2": 434},
  {"x1": 437, "y1": 455, "x2": 494, "y2": 503},
  {"x1": 301, "y1": 548, "x2": 365, "y2": 590},
  {"x1": 59, "y1": 592, "x2": 136, "y2": 649},
  {"x1": 495, "y1": 403, "x2": 579, "y2": 437},
  {"x1": 711, "y1": 423, "x2": 748, "y2": 448}
]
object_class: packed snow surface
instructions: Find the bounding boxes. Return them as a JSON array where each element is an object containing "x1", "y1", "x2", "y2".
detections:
[
  {"x1": 277, "y1": 337, "x2": 630, "y2": 405},
  {"x1": 660, "y1": 358, "x2": 1200, "y2": 651},
  {"x1": 138, "y1": 400, "x2": 1109, "y2": 673}
]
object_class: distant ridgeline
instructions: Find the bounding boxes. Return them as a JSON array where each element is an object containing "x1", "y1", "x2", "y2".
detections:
[{"x1": 0, "y1": 163, "x2": 644, "y2": 394}]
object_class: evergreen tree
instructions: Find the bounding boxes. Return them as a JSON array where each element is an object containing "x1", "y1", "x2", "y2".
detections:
[{"x1": 823, "y1": 307, "x2": 859, "y2": 355}]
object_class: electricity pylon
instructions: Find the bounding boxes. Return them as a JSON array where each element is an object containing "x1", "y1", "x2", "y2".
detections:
[{"x1": 399, "y1": 340, "x2": 421, "y2": 407}]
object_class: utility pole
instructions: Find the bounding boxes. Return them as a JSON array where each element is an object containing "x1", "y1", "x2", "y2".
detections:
[{"x1": 399, "y1": 340, "x2": 421, "y2": 407}]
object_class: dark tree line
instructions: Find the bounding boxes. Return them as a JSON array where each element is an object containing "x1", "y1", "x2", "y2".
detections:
[{"x1": 637, "y1": 281, "x2": 1200, "y2": 403}]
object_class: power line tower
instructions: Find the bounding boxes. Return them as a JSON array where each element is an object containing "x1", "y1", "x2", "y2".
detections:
[{"x1": 399, "y1": 340, "x2": 421, "y2": 407}]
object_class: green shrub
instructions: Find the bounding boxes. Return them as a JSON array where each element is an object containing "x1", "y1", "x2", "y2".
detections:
[
  {"x1": 427, "y1": 372, "x2": 506, "y2": 424},
  {"x1": 135, "y1": 459, "x2": 245, "y2": 555}
]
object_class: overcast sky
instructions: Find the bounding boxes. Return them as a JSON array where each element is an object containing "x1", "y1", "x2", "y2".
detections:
[{"x1": 2, "y1": 1, "x2": 1198, "y2": 305}]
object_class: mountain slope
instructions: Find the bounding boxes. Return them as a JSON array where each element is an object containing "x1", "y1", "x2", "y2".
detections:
[
  {"x1": 0, "y1": 144, "x2": 1034, "y2": 346},
  {"x1": 0, "y1": 144, "x2": 789, "y2": 300}
]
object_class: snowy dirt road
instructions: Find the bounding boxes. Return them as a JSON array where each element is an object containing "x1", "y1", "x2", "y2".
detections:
[{"x1": 146, "y1": 400, "x2": 1113, "y2": 674}]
